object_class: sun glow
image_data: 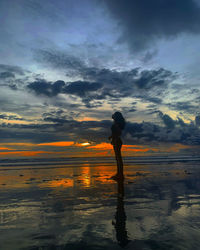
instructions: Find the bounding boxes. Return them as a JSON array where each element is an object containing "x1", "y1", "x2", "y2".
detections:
[{"x1": 80, "y1": 142, "x2": 90, "y2": 146}]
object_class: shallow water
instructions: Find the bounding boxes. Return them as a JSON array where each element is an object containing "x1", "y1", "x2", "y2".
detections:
[{"x1": 1, "y1": 159, "x2": 200, "y2": 249}]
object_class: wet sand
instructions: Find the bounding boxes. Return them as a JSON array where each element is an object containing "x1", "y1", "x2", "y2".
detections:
[{"x1": 1, "y1": 159, "x2": 200, "y2": 249}]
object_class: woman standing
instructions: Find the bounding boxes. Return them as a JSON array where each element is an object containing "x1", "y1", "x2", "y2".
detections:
[{"x1": 108, "y1": 112, "x2": 126, "y2": 180}]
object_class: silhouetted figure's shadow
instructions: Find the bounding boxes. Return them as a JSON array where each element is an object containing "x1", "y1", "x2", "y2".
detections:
[{"x1": 113, "y1": 179, "x2": 130, "y2": 248}]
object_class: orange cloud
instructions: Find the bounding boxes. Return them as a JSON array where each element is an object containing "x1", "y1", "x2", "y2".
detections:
[
  {"x1": 0, "y1": 151, "x2": 50, "y2": 157},
  {"x1": 38, "y1": 141, "x2": 74, "y2": 147},
  {"x1": 123, "y1": 147, "x2": 159, "y2": 152},
  {"x1": 87, "y1": 142, "x2": 158, "y2": 153},
  {"x1": 0, "y1": 147, "x2": 12, "y2": 150},
  {"x1": 123, "y1": 144, "x2": 149, "y2": 148},
  {"x1": 87, "y1": 142, "x2": 113, "y2": 150},
  {"x1": 0, "y1": 120, "x2": 32, "y2": 125},
  {"x1": 0, "y1": 140, "x2": 195, "y2": 158},
  {"x1": 0, "y1": 142, "x2": 36, "y2": 147},
  {"x1": 77, "y1": 117, "x2": 98, "y2": 122}
]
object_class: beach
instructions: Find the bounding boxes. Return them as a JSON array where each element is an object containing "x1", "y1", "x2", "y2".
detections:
[{"x1": 1, "y1": 156, "x2": 200, "y2": 250}]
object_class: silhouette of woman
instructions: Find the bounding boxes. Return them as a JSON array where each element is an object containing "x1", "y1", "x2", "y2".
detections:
[{"x1": 108, "y1": 112, "x2": 126, "y2": 180}]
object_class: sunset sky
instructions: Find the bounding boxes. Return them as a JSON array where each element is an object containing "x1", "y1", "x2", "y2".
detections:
[{"x1": 0, "y1": 0, "x2": 200, "y2": 158}]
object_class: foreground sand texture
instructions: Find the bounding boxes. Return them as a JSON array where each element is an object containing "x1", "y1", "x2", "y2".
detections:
[{"x1": 0, "y1": 157, "x2": 200, "y2": 249}]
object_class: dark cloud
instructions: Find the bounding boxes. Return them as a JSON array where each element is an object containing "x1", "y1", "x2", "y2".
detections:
[
  {"x1": 52, "y1": 80, "x2": 66, "y2": 95},
  {"x1": 167, "y1": 101, "x2": 198, "y2": 114},
  {"x1": 63, "y1": 81, "x2": 103, "y2": 97},
  {"x1": 195, "y1": 115, "x2": 200, "y2": 126},
  {"x1": 8, "y1": 84, "x2": 18, "y2": 90},
  {"x1": 122, "y1": 111, "x2": 200, "y2": 146},
  {"x1": 42, "y1": 109, "x2": 77, "y2": 123},
  {"x1": 30, "y1": 52, "x2": 177, "y2": 106},
  {"x1": 27, "y1": 79, "x2": 103, "y2": 108},
  {"x1": 0, "y1": 64, "x2": 35, "y2": 91},
  {"x1": 35, "y1": 50, "x2": 177, "y2": 103},
  {"x1": 136, "y1": 95, "x2": 163, "y2": 104},
  {"x1": 35, "y1": 50, "x2": 176, "y2": 91},
  {"x1": 159, "y1": 112, "x2": 175, "y2": 130},
  {"x1": 42, "y1": 109, "x2": 64, "y2": 117},
  {"x1": 127, "y1": 108, "x2": 137, "y2": 113},
  {"x1": 0, "y1": 118, "x2": 112, "y2": 144},
  {"x1": 0, "y1": 111, "x2": 200, "y2": 146},
  {"x1": 43, "y1": 117, "x2": 69, "y2": 124},
  {"x1": 134, "y1": 68, "x2": 174, "y2": 90},
  {"x1": 34, "y1": 49, "x2": 87, "y2": 74},
  {"x1": 0, "y1": 64, "x2": 26, "y2": 75},
  {"x1": 27, "y1": 66, "x2": 175, "y2": 107},
  {"x1": 0, "y1": 126, "x2": 63, "y2": 144},
  {"x1": 82, "y1": 67, "x2": 139, "y2": 92},
  {"x1": 104, "y1": 0, "x2": 200, "y2": 51},
  {"x1": 27, "y1": 79, "x2": 65, "y2": 97},
  {"x1": 0, "y1": 114, "x2": 24, "y2": 121},
  {"x1": 0, "y1": 72, "x2": 15, "y2": 79},
  {"x1": 119, "y1": 106, "x2": 137, "y2": 114},
  {"x1": 177, "y1": 117, "x2": 186, "y2": 127},
  {"x1": 141, "y1": 50, "x2": 158, "y2": 63},
  {"x1": 124, "y1": 118, "x2": 200, "y2": 146},
  {"x1": 89, "y1": 67, "x2": 176, "y2": 99}
]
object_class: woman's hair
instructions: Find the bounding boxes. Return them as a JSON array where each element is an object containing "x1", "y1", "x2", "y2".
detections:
[{"x1": 112, "y1": 112, "x2": 126, "y2": 130}]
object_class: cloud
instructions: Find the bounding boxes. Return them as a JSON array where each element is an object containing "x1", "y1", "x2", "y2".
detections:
[
  {"x1": 27, "y1": 66, "x2": 175, "y2": 108},
  {"x1": 0, "y1": 113, "x2": 24, "y2": 121},
  {"x1": 141, "y1": 50, "x2": 158, "y2": 63},
  {"x1": 35, "y1": 49, "x2": 176, "y2": 90},
  {"x1": 0, "y1": 64, "x2": 26, "y2": 75},
  {"x1": 167, "y1": 101, "x2": 199, "y2": 114},
  {"x1": 195, "y1": 115, "x2": 200, "y2": 126},
  {"x1": 104, "y1": 0, "x2": 200, "y2": 51},
  {"x1": 42, "y1": 109, "x2": 79, "y2": 123},
  {"x1": 124, "y1": 118, "x2": 200, "y2": 146},
  {"x1": 0, "y1": 72, "x2": 15, "y2": 79},
  {"x1": 0, "y1": 111, "x2": 200, "y2": 148},
  {"x1": 27, "y1": 79, "x2": 65, "y2": 97},
  {"x1": 0, "y1": 118, "x2": 112, "y2": 145},
  {"x1": 27, "y1": 79, "x2": 103, "y2": 108},
  {"x1": 32, "y1": 50, "x2": 177, "y2": 105},
  {"x1": 34, "y1": 49, "x2": 87, "y2": 74},
  {"x1": 63, "y1": 81, "x2": 103, "y2": 97},
  {"x1": 81, "y1": 66, "x2": 175, "y2": 100},
  {"x1": 134, "y1": 68, "x2": 174, "y2": 89},
  {"x1": 159, "y1": 112, "x2": 175, "y2": 130}
]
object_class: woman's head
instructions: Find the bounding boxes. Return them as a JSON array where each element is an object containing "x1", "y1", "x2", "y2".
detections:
[{"x1": 112, "y1": 112, "x2": 126, "y2": 130}]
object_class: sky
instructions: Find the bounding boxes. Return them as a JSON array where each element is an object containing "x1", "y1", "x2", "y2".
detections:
[{"x1": 0, "y1": 0, "x2": 200, "y2": 158}]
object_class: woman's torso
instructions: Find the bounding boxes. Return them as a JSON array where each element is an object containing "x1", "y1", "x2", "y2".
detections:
[{"x1": 111, "y1": 123, "x2": 122, "y2": 145}]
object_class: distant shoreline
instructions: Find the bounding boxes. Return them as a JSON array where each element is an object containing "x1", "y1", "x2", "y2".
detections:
[{"x1": 0, "y1": 155, "x2": 200, "y2": 170}]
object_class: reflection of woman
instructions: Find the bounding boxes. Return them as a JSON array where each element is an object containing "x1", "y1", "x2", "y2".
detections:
[
  {"x1": 108, "y1": 112, "x2": 126, "y2": 180},
  {"x1": 113, "y1": 179, "x2": 130, "y2": 247}
]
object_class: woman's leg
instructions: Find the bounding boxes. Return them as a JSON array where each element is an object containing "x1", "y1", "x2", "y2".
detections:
[
  {"x1": 117, "y1": 144, "x2": 123, "y2": 177},
  {"x1": 114, "y1": 144, "x2": 124, "y2": 177}
]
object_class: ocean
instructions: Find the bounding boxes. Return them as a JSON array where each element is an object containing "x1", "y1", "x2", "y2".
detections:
[{"x1": 0, "y1": 155, "x2": 200, "y2": 249}]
